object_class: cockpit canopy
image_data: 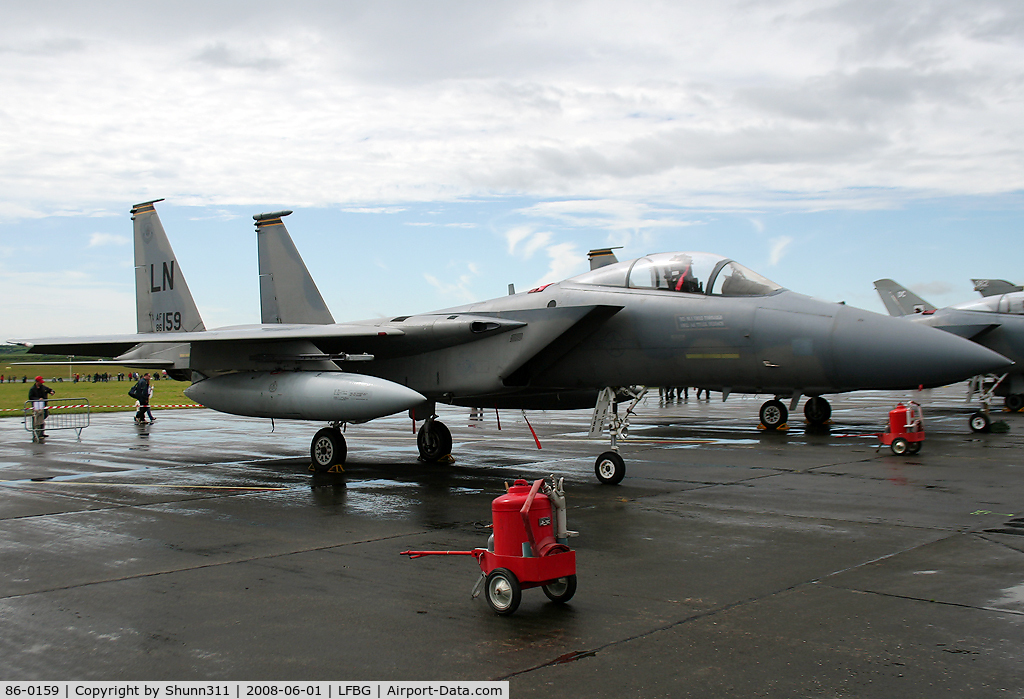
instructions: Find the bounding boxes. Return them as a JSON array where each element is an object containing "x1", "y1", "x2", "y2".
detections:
[{"x1": 569, "y1": 252, "x2": 784, "y2": 297}]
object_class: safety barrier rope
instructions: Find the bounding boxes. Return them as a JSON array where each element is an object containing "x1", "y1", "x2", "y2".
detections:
[{"x1": 1, "y1": 404, "x2": 204, "y2": 412}]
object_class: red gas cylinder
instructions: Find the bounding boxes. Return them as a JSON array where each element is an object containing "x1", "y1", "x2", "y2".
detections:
[
  {"x1": 491, "y1": 479, "x2": 555, "y2": 557},
  {"x1": 889, "y1": 403, "x2": 909, "y2": 434}
]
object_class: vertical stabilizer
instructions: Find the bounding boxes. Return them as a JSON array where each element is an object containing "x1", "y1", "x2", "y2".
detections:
[
  {"x1": 132, "y1": 200, "x2": 206, "y2": 333},
  {"x1": 587, "y1": 247, "x2": 621, "y2": 270},
  {"x1": 255, "y1": 211, "x2": 335, "y2": 325},
  {"x1": 873, "y1": 279, "x2": 937, "y2": 316},
  {"x1": 972, "y1": 279, "x2": 1023, "y2": 297}
]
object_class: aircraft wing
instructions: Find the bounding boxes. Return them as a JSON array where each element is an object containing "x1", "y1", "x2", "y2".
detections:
[
  {"x1": 918, "y1": 309, "x2": 1002, "y2": 341},
  {"x1": 11, "y1": 359, "x2": 176, "y2": 368},
  {"x1": 9, "y1": 324, "x2": 405, "y2": 359},
  {"x1": 10, "y1": 314, "x2": 529, "y2": 361}
]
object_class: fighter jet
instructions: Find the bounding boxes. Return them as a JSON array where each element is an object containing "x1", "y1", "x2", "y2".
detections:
[
  {"x1": 12, "y1": 202, "x2": 1012, "y2": 485},
  {"x1": 874, "y1": 278, "x2": 1024, "y2": 427}
]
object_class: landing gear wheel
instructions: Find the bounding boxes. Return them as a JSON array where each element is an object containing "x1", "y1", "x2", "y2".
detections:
[
  {"x1": 890, "y1": 437, "x2": 909, "y2": 455},
  {"x1": 804, "y1": 396, "x2": 832, "y2": 424},
  {"x1": 1005, "y1": 394, "x2": 1024, "y2": 412},
  {"x1": 311, "y1": 427, "x2": 347, "y2": 472},
  {"x1": 594, "y1": 451, "x2": 625, "y2": 485},
  {"x1": 969, "y1": 411, "x2": 991, "y2": 433},
  {"x1": 760, "y1": 400, "x2": 788, "y2": 430},
  {"x1": 485, "y1": 568, "x2": 522, "y2": 615},
  {"x1": 907, "y1": 441, "x2": 922, "y2": 455},
  {"x1": 542, "y1": 575, "x2": 577, "y2": 604},
  {"x1": 417, "y1": 420, "x2": 453, "y2": 462}
]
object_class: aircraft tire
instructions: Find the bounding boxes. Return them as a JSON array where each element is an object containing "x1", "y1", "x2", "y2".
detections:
[
  {"x1": 542, "y1": 575, "x2": 577, "y2": 604},
  {"x1": 760, "y1": 400, "x2": 788, "y2": 430},
  {"x1": 890, "y1": 437, "x2": 909, "y2": 455},
  {"x1": 804, "y1": 396, "x2": 832, "y2": 424},
  {"x1": 594, "y1": 451, "x2": 625, "y2": 485},
  {"x1": 485, "y1": 568, "x2": 522, "y2": 615},
  {"x1": 311, "y1": 427, "x2": 347, "y2": 471},
  {"x1": 417, "y1": 420, "x2": 453, "y2": 461},
  {"x1": 1005, "y1": 394, "x2": 1024, "y2": 412},
  {"x1": 969, "y1": 411, "x2": 991, "y2": 433}
]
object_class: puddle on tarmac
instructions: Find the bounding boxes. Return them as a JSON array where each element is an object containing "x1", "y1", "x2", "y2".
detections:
[{"x1": 989, "y1": 581, "x2": 1024, "y2": 610}]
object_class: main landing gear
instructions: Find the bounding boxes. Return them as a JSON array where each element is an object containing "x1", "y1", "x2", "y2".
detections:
[
  {"x1": 417, "y1": 416, "x2": 453, "y2": 462},
  {"x1": 311, "y1": 423, "x2": 347, "y2": 472},
  {"x1": 308, "y1": 413, "x2": 453, "y2": 473},
  {"x1": 758, "y1": 396, "x2": 832, "y2": 430},
  {"x1": 803, "y1": 396, "x2": 832, "y2": 425},
  {"x1": 758, "y1": 399, "x2": 788, "y2": 430}
]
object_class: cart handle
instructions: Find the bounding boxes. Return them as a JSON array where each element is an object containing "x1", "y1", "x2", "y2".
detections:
[{"x1": 400, "y1": 550, "x2": 484, "y2": 559}]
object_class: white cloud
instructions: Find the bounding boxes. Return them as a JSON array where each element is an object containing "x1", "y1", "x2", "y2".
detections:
[
  {"x1": 534, "y1": 242, "x2": 584, "y2": 287},
  {"x1": 0, "y1": 266, "x2": 133, "y2": 337},
  {"x1": 521, "y1": 231, "x2": 552, "y2": 259},
  {"x1": 344, "y1": 207, "x2": 407, "y2": 215},
  {"x1": 768, "y1": 236, "x2": 793, "y2": 265},
  {"x1": 423, "y1": 263, "x2": 480, "y2": 303},
  {"x1": 911, "y1": 281, "x2": 955, "y2": 297},
  {"x1": 88, "y1": 232, "x2": 129, "y2": 247},
  {"x1": 0, "y1": 1, "x2": 1022, "y2": 214},
  {"x1": 505, "y1": 226, "x2": 532, "y2": 255}
]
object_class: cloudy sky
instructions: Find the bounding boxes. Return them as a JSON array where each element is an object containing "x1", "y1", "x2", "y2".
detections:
[{"x1": 2, "y1": 0, "x2": 1024, "y2": 338}]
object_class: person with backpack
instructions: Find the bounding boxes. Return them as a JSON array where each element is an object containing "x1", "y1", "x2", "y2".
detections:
[{"x1": 130, "y1": 373, "x2": 151, "y2": 424}]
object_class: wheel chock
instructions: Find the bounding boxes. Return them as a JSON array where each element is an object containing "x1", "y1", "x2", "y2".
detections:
[{"x1": 328, "y1": 464, "x2": 345, "y2": 473}]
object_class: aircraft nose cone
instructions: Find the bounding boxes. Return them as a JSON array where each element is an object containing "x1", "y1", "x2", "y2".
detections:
[{"x1": 830, "y1": 305, "x2": 1012, "y2": 389}]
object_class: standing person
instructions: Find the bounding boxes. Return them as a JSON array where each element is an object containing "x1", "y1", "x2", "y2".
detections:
[
  {"x1": 131, "y1": 373, "x2": 151, "y2": 424},
  {"x1": 144, "y1": 379, "x2": 156, "y2": 423},
  {"x1": 28, "y1": 376, "x2": 55, "y2": 442}
]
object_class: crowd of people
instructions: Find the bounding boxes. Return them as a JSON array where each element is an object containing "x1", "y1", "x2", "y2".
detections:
[
  {"x1": 659, "y1": 386, "x2": 712, "y2": 400},
  {"x1": 21, "y1": 371, "x2": 165, "y2": 441}
]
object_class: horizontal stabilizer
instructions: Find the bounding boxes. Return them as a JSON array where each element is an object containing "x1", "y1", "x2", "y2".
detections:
[{"x1": 873, "y1": 279, "x2": 936, "y2": 316}]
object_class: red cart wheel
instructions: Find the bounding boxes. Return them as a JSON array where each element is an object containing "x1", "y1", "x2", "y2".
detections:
[
  {"x1": 542, "y1": 575, "x2": 577, "y2": 604},
  {"x1": 891, "y1": 437, "x2": 909, "y2": 455},
  {"x1": 485, "y1": 568, "x2": 521, "y2": 615}
]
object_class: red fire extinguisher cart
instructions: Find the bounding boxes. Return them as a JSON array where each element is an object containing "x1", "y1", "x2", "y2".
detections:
[
  {"x1": 401, "y1": 477, "x2": 578, "y2": 615},
  {"x1": 878, "y1": 401, "x2": 925, "y2": 455}
]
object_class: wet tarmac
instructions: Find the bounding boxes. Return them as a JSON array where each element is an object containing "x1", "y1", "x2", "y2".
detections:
[{"x1": 1, "y1": 386, "x2": 1022, "y2": 696}]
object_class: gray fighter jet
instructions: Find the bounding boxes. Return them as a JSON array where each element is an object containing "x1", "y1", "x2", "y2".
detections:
[
  {"x1": 12, "y1": 202, "x2": 1011, "y2": 485},
  {"x1": 875, "y1": 278, "x2": 1024, "y2": 427}
]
